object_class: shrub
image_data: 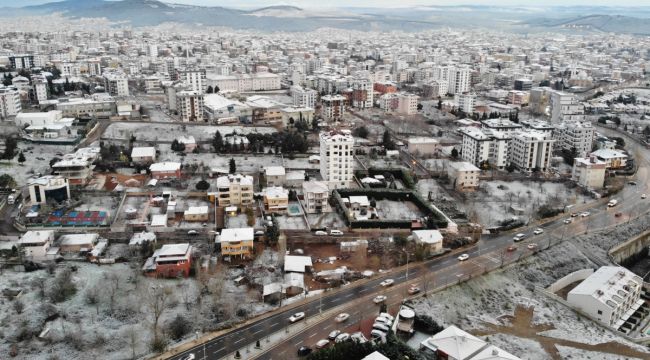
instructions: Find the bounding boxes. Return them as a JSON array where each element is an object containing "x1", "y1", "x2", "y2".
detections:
[
  {"x1": 413, "y1": 314, "x2": 444, "y2": 334},
  {"x1": 168, "y1": 314, "x2": 191, "y2": 341}
]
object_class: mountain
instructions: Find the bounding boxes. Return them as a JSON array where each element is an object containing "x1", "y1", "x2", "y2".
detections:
[{"x1": 528, "y1": 14, "x2": 650, "y2": 35}]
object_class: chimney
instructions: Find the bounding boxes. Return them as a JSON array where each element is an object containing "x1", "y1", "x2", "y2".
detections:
[{"x1": 590, "y1": 156, "x2": 596, "y2": 164}]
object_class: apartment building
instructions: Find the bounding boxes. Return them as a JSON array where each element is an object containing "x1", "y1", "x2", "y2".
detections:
[
  {"x1": 142, "y1": 243, "x2": 192, "y2": 278},
  {"x1": 454, "y1": 93, "x2": 476, "y2": 113},
  {"x1": 9, "y1": 54, "x2": 34, "y2": 69},
  {"x1": 507, "y1": 90, "x2": 529, "y2": 106},
  {"x1": 554, "y1": 121, "x2": 595, "y2": 156},
  {"x1": 550, "y1": 90, "x2": 584, "y2": 123},
  {"x1": 302, "y1": 180, "x2": 330, "y2": 214},
  {"x1": 216, "y1": 228, "x2": 254, "y2": 259},
  {"x1": 447, "y1": 161, "x2": 480, "y2": 192},
  {"x1": 529, "y1": 87, "x2": 551, "y2": 116},
  {"x1": 481, "y1": 118, "x2": 522, "y2": 137},
  {"x1": 321, "y1": 94, "x2": 346, "y2": 121},
  {"x1": 27, "y1": 175, "x2": 70, "y2": 205},
  {"x1": 18, "y1": 230, "x2": 55, "y2": 262},
  {"x1": 407, "y1": 137, "x2": 439, "y2": 156},
  {"x1": 216, "y1": 174, "x2": 254, "y2": 207},
  {"x1": 572, "y1": 156, "x2": 607, "y2": 189},
  {"x1": 52, "y1": 155, "x2": 95, "y2": 185},
  {"x1": 103, "y1": 71, "x2": 130, "y2": 97},
  {"x1": 448, "y1": 66, "x2": 471, "y2": 95},
  {"x1": 33, "y1": 79, "x2": 48, "y2": 103},
  {"x1": 264, "y1": 166, "x2": 286, "y2": 187},
  {"x1": 290, "y1": 85, "x2": 317, "y2": 108},
  {"x1": 320, "y1": 130, "x2": 355, "y2": 189},
  {"x1": 207, "y1": 72, "x2": 281, "y2": 92},
  {"x1": 56, "y1": 96, "x2": 116, "y2": 118},
  {"x1": 460, "y1": 128, "x2": 510, "y2": 169},
  {"x1": 176, "y1": 68, "x2": 207, "y2": 93},
  {"x1": 568, "y1": 266, "x2": 644, "y2": 331},
  {"x1": 397, "y1": 93, "x2": 419, "y2": 115},
  {"x1": 262, "y1": 186, "x2": 289, "y2": 213},
  {"x1": 590, "y1": 149, "x2": 628, "y2": 169},
  {"x1": 176, "y1": 90, "x2": 204, "y2": 122},
  {"x1": 514, "y1": 78, "x2": 533, "y2": 91},
  {"x1": 509, "y1": 131, "x2": 555, "y2": 172},
  {"x1": 0, "y1": 87, "x2": 22, "y2": 119}
]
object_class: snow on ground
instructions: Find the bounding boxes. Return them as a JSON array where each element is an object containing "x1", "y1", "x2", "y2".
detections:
[
  {"x1": 225, "y1": 214, "x2": 249, "y2": 228},
  {"x1": 1, "y1": 143, "x2": 75, "y2": 185},
  {"x1": 487, "y1": 333, "x2": 549, "y2": 360},
  {"x1": 306, "y1": 212, "x2": 346, "y2": 229},
  {"x1": 415, "y1": 178, "x2": 452, "y2": 200},
  {"x1": 103, "y1": 122, "x2": 277, "y2": 142},
  {"x1": 158, "y1": 144, "x2": 284, "y2": 174},
  {"x1": 275, "y1": 214, "x2": 308, "y2": 230},
  {"x1": 376, "y1": 199, "x2": 423, "y2": 220},
  {"x1": 556, "y1": 345, "x2": 643, "y2": 360}
]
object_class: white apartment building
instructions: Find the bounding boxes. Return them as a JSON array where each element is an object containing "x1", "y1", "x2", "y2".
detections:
[
  {"x1": 33, "y1": 80, "x2": 48, "y2": 103},
  {"x1": 447, "y1": 161, "x2": 480, "y2": 192},
  {"x1": 302, "y1": 180, "x2": 330, "y2": 214},
  {"x1": 27, "y1": 175, "x2": 70, "y2": 205},
  {"x1": 103, "y1": 71, "x2": 129, "y2": 97},
  {"x1": 207, "y1": 72, "x2": 281, "y2": 92},
  {"x1": 454, "y1": 93, "x2": 476, "y2": 113},
  {"x1": 290, "y1": 85, "x2": 317, "y2": 108},
  {"x1": 0, "y1": 87, "x2": 22, "y2": 119},
  {"x1": 554, "y1": 121, "x2": 595, "y2": 156},
  {"x1": 572, "y1": 156, "x2": 607, "y2": 189},
  {"x1": 18, "y1": 230, "x2": 55, "y2": 261},
  {"x1": 481, "y1": 118, "x2": 523, "y2": 137},
  {"x1": 351, "y1": 76, "x2": 374, "y2": 109},
  {"x1": 176, "y1": 90, "x2": 204, "y2": 122},
  {"x1": 568, "y1": 266, "x2": 644, "y2": 331},
  {"x1": 321, "y1": 94, "x2": 346, "y2": 121},
  {"x1": 460, "y1": 128, "x2": 511, "y2": 169},
  {"x1": 550, "y1": 91, "x2": 584, "y2": 123},
  {"x1": 509, "y1": 131, "x2": 555, "y2": 172},
  {"x1": 319, "y1": 130, "x2": 355, "y2": 189},
  {"x1": 397, "y1": 93, "x2": 419, "y2": 115},
  {"x1": 215, "y1": 174, "x2": 254, "y2": 207},
  {"x1": 448, "y1": 66, "x2": 471, "y2": 95},
  {"x1": 176, "y1": 68, "x2": 206, "y2": 94}
]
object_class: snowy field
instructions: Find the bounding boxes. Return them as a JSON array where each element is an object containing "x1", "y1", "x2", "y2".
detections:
[
  {"x1": 157, "y1": 144, "x2": 284, "y2": 174},
  {"x1": 376, "y1": 199, "x2": 424, "y2": 220},
  {"x1": 103, "y1": 122, "x2": 277, "y2": 142},
  {"x1": 274, "y1": 214, "x2": 308, "y2": 230},
  {"x1": 306, "y1": 212, "x2": 346, "y2": 229},
  {"x1": 0, "y1": 143, "x2": 76, "y2": 185}
]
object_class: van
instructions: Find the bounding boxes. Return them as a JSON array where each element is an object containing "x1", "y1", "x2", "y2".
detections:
[
  {"x1": 329, "y1": 229, "x2": 343, "y2": 236},
  {"x1": 7, "y1": 195, "x2": 15, "y2": 205}
]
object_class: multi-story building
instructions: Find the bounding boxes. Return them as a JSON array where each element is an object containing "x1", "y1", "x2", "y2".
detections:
[
  {"x1": 321, "y1": 94, "x2": 346, "y2": 121},
  {"x1": 319, "y1": 130, "x2": 355, "y2": 189},
  {"x1": 302, "y1": 180, "x2": 330, "y2": 214},
  {"x1": 572, "y1": 156, "x2": 607, "y2": 189},
  {"x1": 351, "y1": 76, "x2": 374, "y2": 109},
  {"x1": 448, "y1": 66, "x2": 471, "y2": 95},
  {"x1": 263, "y1": 166, "x2": 286, "y2": 187},
  {"x1": 290, "y1": 85, "x2": 317, "y2": 109},
  {"x1": 216, "y1": 228, "x2": 254, "y2": 259},
  {"x1": 590, "y1": 149, "x2": 628, "y2": 169},
  {"x1": 262, "y1": 186, "x2": 289, "y2": 213},
  {"x1": 513, "y1": 78, "x2": 533, "y2": 91},
  {"x1": 447, "y1": 161, "x2": 480, "y2": 192},
  {"x1": 103, "y1": 71, "x2": 129, "y2": 97},
  {"x1": 27, "y1": 175, "x2": 70, "y2": 205},
  {"x1": 481, "y1": 118, "x2": 522, "y2": 137},
  {"x1": 52, "y1": 155, "x2": 95, "y2": 185},
  {"x1": 176, "y1": 90, "x2": 204, "y2": 122},
  {"x1": 507, "y1": 90, "x2": 529, "y2": 106},
  {"x1": 207, "y1": 72, "x2": 281, "y2": 92},
  {"x1": 0, "y1": 87, "x2": 22, "y2": 119},
  {"x1": 33, "y1": 79, "x2": 49, "y2": 103},
  {"x1": 215, "y1": 174, "x2": 254, "y2": 207},
  {"x1": 397, "y1": 93, "x2": 419, "y2": 115},
  {"x1": 509, "y1": 131, "x2": 555, "y2": 172},
  {"x1": 423, "y1": 79, "x2": 448, "y2": 98},
  {"x1": 9, "y1": 54, "x2": 34, "y2": 69},
  {"x1": 407, "y1": 137, "x2": 439, "y2": 156},
  {"x1": 550, "y1": 90, "x2": 584, "y2": 123},
  {"x1": 176, "y1": 68, "x2": 206, "y2": 94},
  {"x1": 529, "y1": 87, "x2": 551, "y2": 116},
  {"x1": 568, "y1": 266, "x2": 644, "y2": 331},
  {"x1": 56, "y1": 97, "x2": 116, "y2": 118},
  {"x1": 454, "y1": 93, "x2": 476, "y2": 113},
  {"x1": 18, "y1": 230, "x2": 55, "y2": 261},
  {"x1": 554, "y1": 121, "x2": 595, "y2": 156},
  {"x1": 142, "y1": 243, "x2": 192, "y2": 278}
]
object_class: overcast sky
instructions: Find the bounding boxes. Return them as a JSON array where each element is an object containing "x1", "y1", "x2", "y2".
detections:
[{"x1": 5, "y1": 0, "x2": 648, "y2": 8}]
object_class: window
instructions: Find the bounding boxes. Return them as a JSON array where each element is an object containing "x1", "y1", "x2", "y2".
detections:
[{"x1": 597, "y1": 310, "x2": 602, "y2": 315}]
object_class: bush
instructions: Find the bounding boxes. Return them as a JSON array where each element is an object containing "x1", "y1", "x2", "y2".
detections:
[
  {"x1": 48, "y1": 268, "x2": 76, "y2": 303},
  {"x1": 413, "y1": 314, "x2": 444, "y2": 334},
  {"x1": 150, "y1": 336, "x2": 168, "y2": 353},
  {"x1": 168, "y1": 314, "x2": 191, "y2": 341},
  {"x1": 537, "y1": 205, "x2": 562, "y2": 219},
  {"x1": 195, "y1": 180, "x2": 210, "y2": 191}
]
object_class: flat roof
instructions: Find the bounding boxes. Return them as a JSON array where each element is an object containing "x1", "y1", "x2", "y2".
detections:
[
  {"x1": 284, "y1": 255, "x2": 313, "y2": 273},
  {"x1": 59, "y1": 233, "x2": 99, "y2": 246},
  {"x1": 218, "y1": 227, "x2": 254, "y2": 243}
]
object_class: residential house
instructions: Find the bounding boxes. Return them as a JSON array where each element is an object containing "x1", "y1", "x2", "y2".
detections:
[
  {"x1": 58, "y1": 233, "x2": 99, "y2": 253},
  {"x1": 131, "y1": 147, "x2": 156, "y2": 164},
  {"x1": 264, "y1": 166, "x2": 286, "y2": 187},
  {"x1": 215, "y1": 174, "x2": 254, "y2": 207},
  {"x1": 262, "y1": 186, "x2": 289, "y2": 214},
  {"x1": 150, "y1": 162, "x2": 182, "y2": 179},
  {"x1": 216, "y1": 228, "x2": 254, "y2": 259},
  {"x1": 447, "y1": 161, "x2": 480, "y2": 192},
  {"x1": 420, "y1": 325, "x2": 521, "y2": 360},
  {"x1": 590, "y1": 149, "x2": 628, "y2": 169},
  {"x1": 18, "y1": 230, "x2": 55, "y2": 261},
  {"x1": 412, "y1": 230, "x2": 443, "y2": 253},
  {"x1": 183, "y1": 206, "x2": 209, "y2": 222},
  {"x1": 302, "y1": 181, "x2": 330, "y2": 214},
  {"x1": 142, "y1": 243, "x2": 192, "y2": 278},
  {"x1": 572, "y1": 157, "x2": 607, "y2": 189}
]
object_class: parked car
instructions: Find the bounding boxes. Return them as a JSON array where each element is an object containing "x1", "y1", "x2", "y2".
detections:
[
  {"x1": 628, "y1": 181, "x2": 637, "y2": 185},
  {"x1": 314, "y1": 231, "x2": 327, "y2": 236},
  {"x1": 289, "y1": 312, "x2": 305, "y2": 323},
  {"x1": 315, "y1": 339, "x2": 330, "y2": 349},
  {"x1": 379, "y1": 312, "x2": 394, "y2": 321},
  {"x1": 375, "y1": 317, "x2": 392, "y2": 326},
  {"x1": 563, "y1": 218, "x2": 573, "y2": 224},
  {"x1": 507, "y1": 245, "x2": 517, "y2": 252},
  {"x1": 187, "y1": 230, "x2": 198, "y2": 235},
  {"x1": 372, "y1": 323, "x2": 390, "y2": 332},
  {"x1": 533, "y1": 228, "x2": 544, "y2": 235},
  {"x1": 329, "y1": 229, "x2": 344, "y2": 236},
  {"x1": 180, "y1": 354, "x2": 195, "y2": 360},
  {"x1": 457, "y1": 254, "x2": 469, "y2": 261},
  {"x1": 328, "y1": 330, "x2": 341, "y2": 340},
  {"x1": 527, "y1": 243, "x2": 538, "y2": 250},
  {"x1": 370, "y1": 329, "x2": 387, "y2": 339},
  {"x1": 580, "y1": 211, "x2": 590, "y2": 217},
  {"x1": 254, "y1": 230, "x2": 265, "y2": 237},
  {"x1": 615, "y1": 212, "x2": 623, "y2": 217},
  {"x1": 570, "y1": 212, "x2": 578, "y2": 217},
  {"x1": 373, "y1": 295, "x2": 387, "y2": 304},
  {"x1": 380, "y1": 279, "x2": 394, "y2": 287},
  {"x1": 335, "y1": 313, "x2": 350, "y2": 323},
  {"x1": 297, "y1": 346, "x2": 312, "y2": 357},
  {"x1": 407, "y1": 285, "x2": 420, "y2": 295},
  {"x1": 642, "y1": 194, "x2": 647, "y2": 199},
  {"x1": 335, "y1": 333, "x2": 350, "y2": 343},
  {"x1": 350, "y1": 332, "x2": 368, "y2": 343},
  {"x1": 513, "y1": 233, "x2": 526, "y2": 242}
]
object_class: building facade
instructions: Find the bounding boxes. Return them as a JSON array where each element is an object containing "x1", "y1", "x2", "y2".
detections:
[{"x1": 319, "y1": 130, "x2": 355, "y2": 189}]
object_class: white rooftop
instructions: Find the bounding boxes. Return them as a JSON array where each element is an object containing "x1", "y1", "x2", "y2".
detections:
[
  {"x1": 591, "y1": 149, "x2": 628, "y2": 159},
  {"x1": 449, "y1": 161, "x2": 481, "y2": 172},
  {"x1": 284, "y1": 255, "x2": 313, "y2": 273},
  {"x1": 264, "y1": 166, "x2": 286, "y2": 176},
  {"x1": 150, "y1": 214, "x2": 168, "y2": 227},
  {"x1": 150, "y1": 162, "x2": 181, "y2": 172},
  {"x1": 19, "y1": 230, "x2": 54, "y2": 245},
  {"x1": 218, "y1": 228, "x2": 254, "y2": 243},
  {"x1": 59, "y1": 233, "x2": 99, "y2": 246},
  {"x1": 412, "y1": 230, "x2": 443, "y2": 244},
  {"x1": 184, "y1": 206, "x2": 209, "y2": 215},
  {"x1": 303, "y1": 180, "x2": 329, "y2": 193},
  {"x1": 131, "y1": 147, "x2": 156, "y2": 158},
  {"x1": 263, "y1": 186, "x2": 288, "y2": 198}
]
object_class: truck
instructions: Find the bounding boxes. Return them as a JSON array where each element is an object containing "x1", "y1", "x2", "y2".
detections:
[{"x1": 607, "y1": 199, "x2": 618, "y2": 207}]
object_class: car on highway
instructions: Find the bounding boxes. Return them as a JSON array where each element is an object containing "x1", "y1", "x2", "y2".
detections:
[
  {"x1": 187, "y1": 230, "x2": 198, "y2": 235},
  {"x1": 527, "y1": 243, "x2": 538, "y2": 250},
  {"x1": 642, "y1": 194, "x2": 647, "y2": 199},
  {"x1": 289, "y1": 312, "x2": 305, "y2": 323},
  {"x1": 315, "y1": 339, "x2": 330, "y2": 349},
  {"x1": 570, "y1": 212, "x2": 578, "y2": 217},
  {"x1": 407, "y1": 284, "x2": 420, "y2": 295},
  {"x1": 615, "y1": 212, "x2": 623, "y2": 217},
  {"x1": 328, "y1": 330, "x2": 341, "y2": 340},
  {"x1": 563, "y1": 218, "x2": 573, "y2": 224},
  {"x1": 580, "y1": 211, "x2": 590, "y2": 217},
  {"x1": 380, "y1": 279, "x2": 394, "y2": 287},
  {"x1": 335, "y1": 313, "x2": 350, "y2": 322},
  {"x1": 314, "y1": 231, "x2": 327, "y2": 236},
  {"x1": 329, "y1": 229, "x2": 344, "y2": 236},
  {"x1": 533, "y1": 228, "x2": 544, "y2": 235},
  {"x1": 335, "y1": 333, "x2": 350, "y2": 343},
  {"x1": 507, "y1": 245, "x2": 517, "y2": 252},
  {"x1": 180, "y1": 354, "x2": 195, "y2": 360},
  {"x1": 373, "y1": 295, "x2": 387, "y2": 304},
  {"x1": 513, "y1": 233, "x2": 526, "y2": 242},
  {"x1": 297, "y1": 346, "x2": 312, "y2": 357},
  {"x1": 457, "y1": 254, "x2": 469, "y2": 261},
  {"x1": 628, "y1": 181, "x2": 637, "y2": 185}
]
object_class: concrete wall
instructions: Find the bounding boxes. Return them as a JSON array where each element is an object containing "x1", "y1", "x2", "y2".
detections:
[
  {"x1": 609, "y1": 229, "x2": 650, "y2": 264},
  {"x1": 546, "y1": 268, "x2": 595, "y2": 294}
]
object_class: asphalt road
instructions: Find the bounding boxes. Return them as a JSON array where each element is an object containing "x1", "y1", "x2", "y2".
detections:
[{"x1": 169, "y1": 125, "x2": 650, "y2": 360}]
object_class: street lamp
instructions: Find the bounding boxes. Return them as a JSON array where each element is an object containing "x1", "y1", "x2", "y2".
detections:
[{"x1": 402, "y1": 248, "x2": 410, "y2": 281}]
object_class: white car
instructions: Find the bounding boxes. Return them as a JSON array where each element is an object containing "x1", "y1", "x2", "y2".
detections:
[
  {"x1": 335, "y1": 333, "x2": 350, "y2": 343},
  {"x1": 563, "y1": 218, "x2": 573, "y2": 224},
  {"x1": 372, "y1": 323, "x2": 390, "y2": 332},
  {"x1": 335, "y1": 313, "x2": 350, "y2": 323},
  {"x1": 375, "y1": 317, "x2": 392, "y2": 326},
  {"x1": 379, "y1": 312, "x2": 394, "y2": 321},
  {"x1": 315, "y1": 339, "x2": 330, "y2": 349},
  {"x1": 457, "y1": 254, "x2": 469, "y2": 261},
  {"x1": 513, "y1": 233, "x2": 526, "y2": 242},
  {"x1": 370, "y1": 329, "x2": 387, "y2": 339},
  {"x1": 380, "y1": 279, "x2": 394, "y2": 287},
  {"x1": 314, "y1": 231, "x2": 327, "y2": 236},
  {"x1": 642, "y1": 194, "x2": 647, "y2": 199},
  {"x1": 350, "y1": 332, "x2": 368, "y2": 344},
  {"x1": 580, "y1": 211, "x2": 590, "y2": 217},
  {"x1": 373, "y1": 295, "x2": 387, "y2": 304},
  {"x1": 187, "y1": 230, "x2": 198, "y2": 235},
  {"x1": 328, "y1": 330, "x2": 341, "y2": 340},
  {"x1": 180, "y1": 354, "x2": 195, "y2": 360},
  {"x1": 533, "y1": 228, "x2": 544, "y2": 235},
  {"x1": 289, "y1": 312, "x2": 305, "y2": 323},
  {"x1": 329, "y1": 229, "x2": 344, "y2": 236}
]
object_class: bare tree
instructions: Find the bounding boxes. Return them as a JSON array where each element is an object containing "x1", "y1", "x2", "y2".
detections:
[
  {"x1": 104, "y1": 273, "x2": 121, "y2": 315},
  {"x1": 146, "y1": 286, "x2": 173, "y2": 344},
  {"x1": 126, "y1": 325, "x2": 139, "y2": 360},
  {"x1": 85, "y1": 286, "x2": 101, "y2": 315},
  {"x1": 32, "y1": 277, "x2": 47, "y2": 299}
]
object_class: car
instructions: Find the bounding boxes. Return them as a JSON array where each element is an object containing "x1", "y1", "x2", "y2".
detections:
[
  {"x1": 375, "y1": 317, "x2": 392, "y2": 326},
  {"x1": 372, "y1": 323, "x2": 390, "y2": 332},
  {"x1": 507, "y1": 245, "x2": 517, "y2": 252},
  {"x1": 254, "y1": 230, "x2": 265, "y2": 236},
  {"x1": 315, "y1": 339, "x2": 330, "y2": 349},
  {"x1": 297, "y1": 346, "x2": 313, "y2": 357},
  {"x1": 379, "y1": 312, "x2": 394, "y2": 321},
  {"x1": 513, "y1": 233, "x2": 526, "y2": 242},
  {"x1": 350, "y1": 332, "x2": 368, "y2": 344},
  {"x1": 328, "y1": 330, "x2": 341, "y2": 340},
  {"x1": 335, "y1": 333, "x2": 350, "y2": 343},
  {"x1": 615, "y1": 212, "x2": 623, "y2": 217},
  {"x1": 314, "y1": 231, "x2": 327, "y2": 236},
  {"x1": 335, "y1": 313, "x2": 350, "y2": 322},
  {"x1": 180, "y1": 354, "x2": 195, "y2": 360},
  {"x1": 563, "y1": 218, "x2": 573, "y2": 224},
  {"x1": 289, "y1": 312, "x2": 305, "y2": 323},
  {"x1": 373, "y1": 295, "x2": 387, "y2": 304},
  {"x1": 580, "y1": 211, "x2": 590, "y2": 217},
  {"x1": 380, "y1": 279, "x2": 394, "y2": 287},
  {"x1": 527, "y1": 243, "x2": 538, "y2": 250},
  {"x1": 408, "y1": 285, "x2": 421, "y2": 295},
  {"x1": 570, "y1": 212, "x2": 578, "y2": 217},
  {"x1": 187, "y1": 230, "x2": 198, "y2": 235},
  {"x1": 628, "y1": 181, "x2": 637, "y2": 185},
  {"x1": 329, "y1": 229, "x2": 344, "y2": 236},
  {"x1": 370, "y1": 329, "x2": 387, "y2": 339},
  {"x1": 642, "y1": 194, "x2": 647, "y2": 199},
  {"x1": 457, "y1": 254, "x2": 469, "y2": 261},
  {"x1": 201, "y1": 222, "x2": 208, "y2": 227},
  {"x1": 533, "y1": 228, "x2": 544, "y2": 235}
]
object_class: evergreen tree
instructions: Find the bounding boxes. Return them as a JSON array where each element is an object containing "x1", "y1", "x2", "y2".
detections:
[
  {"x1": 212, "y1": 130, "x2": 223, "y2": 153},
  {"x1": 229, "y1": 158, "x2": 236, "y2": 174},
  {"x1": 17, "y1": 152, "x2": 25, "y2": 164}
]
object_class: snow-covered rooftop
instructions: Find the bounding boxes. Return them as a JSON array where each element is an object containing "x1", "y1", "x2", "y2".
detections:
[
  {"x1": 284, "y1": 255, "x2": 313, "y2": 273},
  {"x1": 150, "y1": 162, "x2": 181, "y2": 172},
  {"x1": 218, "y1": 228, "x2": 254, "y2": 243}
]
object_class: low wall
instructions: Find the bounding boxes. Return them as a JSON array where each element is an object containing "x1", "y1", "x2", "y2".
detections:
[
  {"x1": 546, "y1": 268, "x2": 595, "y2": 294},
  {"x1": 609, "y1": 229, "x2": 650, "y2": 264}
]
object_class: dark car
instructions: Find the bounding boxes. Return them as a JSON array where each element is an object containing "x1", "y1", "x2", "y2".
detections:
[{"x1": 297, "y1": 346, "x2": 312, "y2": 357}]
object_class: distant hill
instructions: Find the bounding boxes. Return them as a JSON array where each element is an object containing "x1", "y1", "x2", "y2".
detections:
[{"x1": 528, "y1": 14, "x2": 650, "y2": 35}]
